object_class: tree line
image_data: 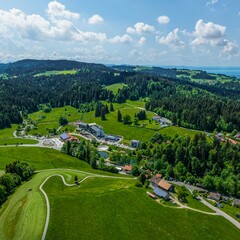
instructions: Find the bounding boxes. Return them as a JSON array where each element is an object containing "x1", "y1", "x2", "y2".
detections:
[{"x1": 0, "y1": 161, "x2": 34, "y2": 206}]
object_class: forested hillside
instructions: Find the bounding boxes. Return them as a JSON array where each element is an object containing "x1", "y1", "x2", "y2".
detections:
[{"x1": 0, "y1": 59, "x2": 240, "y2": 133}]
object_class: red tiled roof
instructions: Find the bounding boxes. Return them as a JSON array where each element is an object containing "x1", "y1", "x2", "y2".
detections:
[
  {"x1": 151, "y1": 174, "x2": 163, "y2": 185},
  {"x1": 124, "y1": 165, "x2": 132, "y2": 171},
  {"x1": 158, "y1": 179, "x2": 172, "y2": 191}
]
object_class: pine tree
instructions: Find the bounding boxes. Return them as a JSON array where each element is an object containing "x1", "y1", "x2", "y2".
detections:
[
  {"x1": 110, "y1": 102, "x2": 114, "y2": 112},
  {"x1": 117, "y1": 110, "x2": 122, "y2": 122},
  {"x1": 95, "y1": 102, "x2": 101, "y2": 117},
  {"x1": 105, "y1": 104, "x2": 110, "y2": 114},
  {"x1": 101, "y1": 106, "x2": 106, "y2": 120}
]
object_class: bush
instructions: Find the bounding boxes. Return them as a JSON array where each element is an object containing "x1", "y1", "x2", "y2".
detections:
[{"x1": 135, "y1": 181, "x2": 143, "y2": 187}]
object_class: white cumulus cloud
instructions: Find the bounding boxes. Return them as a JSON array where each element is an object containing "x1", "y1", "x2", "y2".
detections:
[
  {"x1": 109, "y1": 34, "x2": 132, "y2": 44},
  {"x1": 157, "y1": 28, "x2": 185, "y2": 49},
  {"x1": 191, "y1": 19, "x2": 226, "y2": 46},
  {"x1": 157, "y1": 15, "x2": 170, "y2": 24},
  {"x1": 223, "y1": 41, "x2": 238, "y2": 55},
  {"x1": 0, "y1": 7, "x2": 106, "y2": 43},
  {"x1": 88, "y1": 14, "x2": 104, "y2": 24},
  {"x1": 127, "y1": 22, "x2": 155, "y2": 34},
  {"x1": 47, "y1": 1, "x2": 80, "y2": 20}
]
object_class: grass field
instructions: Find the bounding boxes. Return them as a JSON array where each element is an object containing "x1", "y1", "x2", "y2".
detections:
[
  {"x1": 0, "y1": 147, "x2": 133, "y2": 178},
  {"x1": 220, "y1": 203, "x2": 240, "y2": 223},
  {"x1": 0, "y1": 170, "x2": 88, "y2": 240},
  {"x1": 34, "y1": 70, "x2": 77, "y2": 77},
  {"x1": 0, "y1": 124, "x2": 18, "y2": 138},
  {"x1": 105, "y1": 83, "x2": 126, "y2": 94},
  {"x1": 185, "y1": 193, "x2": 214, "y2": 213},
  {"x1": 0, "y1": 146, "x2": 239, "y2": 240},
  {"x1": 0, "y1": 125, "x2": 38, "y2": 145},
  {"x1": 0, "y1": 147, "x2": 97, "y2": 171},
  {"x1": 158, "y1": 126, "x2": 201, "y2": 138},
  {"x1": 29, "y1": 106, "x2": 81, "y2": 136},
  {"x1": 42, "y1": 176, "x2": 240, "y2": 240}
]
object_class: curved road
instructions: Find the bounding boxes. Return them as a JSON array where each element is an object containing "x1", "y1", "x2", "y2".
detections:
[
  {"x1": 39, "y1": 171, "x2": 136, "y2": 240},
  {"x1": 169, "y1": 180, "x2": 240, "y2": 229}
]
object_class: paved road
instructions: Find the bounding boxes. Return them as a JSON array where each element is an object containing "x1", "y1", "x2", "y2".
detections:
[
  {"x1": 37, "y1": 168, "x2": 136, "y2": 180},
  {"x1": 199, "y1": 197, "x2": 240, "y2": 229},
  {"x1": 169, "y1": 180, "x2": 240, "y2": 229},
  {"x1": 168, "y1": 180, "x2": 207, "y2": 193}
]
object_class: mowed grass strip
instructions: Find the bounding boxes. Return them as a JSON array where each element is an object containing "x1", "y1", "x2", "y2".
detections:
[
  {"x1": 0, "y1": 138, "x2": 38, "y2": 145},
  {"x1": 44, "y1": 177, "x2": 240, "y2": 240}
]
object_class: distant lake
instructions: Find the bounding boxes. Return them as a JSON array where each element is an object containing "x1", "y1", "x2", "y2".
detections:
[
  {"x1": 165, "y1": 66, "x2": 240, "y2": 78},
  {"x1": 192, "y1": 67, "x2": 240, "y2": 78}
]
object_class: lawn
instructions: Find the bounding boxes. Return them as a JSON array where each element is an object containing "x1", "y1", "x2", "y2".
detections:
[
  {"x1": 105, "y1": 83, "x2": 126, "y2": 94},
  {"x1": 43, "y1": 177, "x2": 239, "y2": 240}
]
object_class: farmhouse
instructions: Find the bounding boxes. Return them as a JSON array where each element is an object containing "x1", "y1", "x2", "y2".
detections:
[
  {"x1": 153, "y1": 187, "x2": 170, "y2": 200},
  {"x1": 152, "y1": 115, "x2": 161, "y2": 121},
  {"x1": 130, "y1": 140, "x2": 140, "y2": 148},
  {"x1": 60, "y1": 133, "x2": 78, "y2": 142},
  {"x1": 151, "y1": 174, "x2": 163, "y2": 188},
  {"x1": 147, "y1": 191, "x2": 157, "y2": 199},
  {"x1": 157, "y1": 179, "x2": 174, "y2": 192},
  {"x1": 232, "y1": 198, "x2": 240, "y2": 207},
  {"x1": 208, "y1": 192, "x2": 221, "y2": 202}
]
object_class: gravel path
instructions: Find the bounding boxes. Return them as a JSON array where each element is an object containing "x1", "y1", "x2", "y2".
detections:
[{"x1": 39, "y1": 170, "x2": 136, "y2": 240}]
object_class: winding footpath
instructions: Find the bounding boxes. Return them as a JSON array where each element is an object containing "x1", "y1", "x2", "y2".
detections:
[{"x1": 39, "y1": 171, "x2": 136, "y2": 240}]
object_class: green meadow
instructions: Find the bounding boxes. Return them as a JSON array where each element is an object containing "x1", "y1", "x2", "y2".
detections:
[
  {"x1": 105, "y1": 83, "x2": 127, "y2": 94},
  {"x1": 0, "y1": 124, "x2": 38, "y2": 145},
  {"x1": 42, "y1": 176, "x2": 239, "y2": 240},
  {"x1": 28, "y1": 102, "x2": 201, "y2": 141},
  {"x1": 34, "y1": 70, "x2": 78, "y2": 77}
]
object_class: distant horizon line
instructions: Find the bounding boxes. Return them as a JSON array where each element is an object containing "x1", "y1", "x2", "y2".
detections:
[{"x1": 0, "y1": 58, "x2": 240, "y2": 69}]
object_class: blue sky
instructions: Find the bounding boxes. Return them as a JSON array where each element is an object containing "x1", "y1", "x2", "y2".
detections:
[{"x1": 0, "y1": 0, "x2": 239, "y2": 66}]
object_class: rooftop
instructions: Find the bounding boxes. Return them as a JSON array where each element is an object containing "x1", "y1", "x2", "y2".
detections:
[{"x1": 157, "y1": 179, "x2": 172, "y2": 191}]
